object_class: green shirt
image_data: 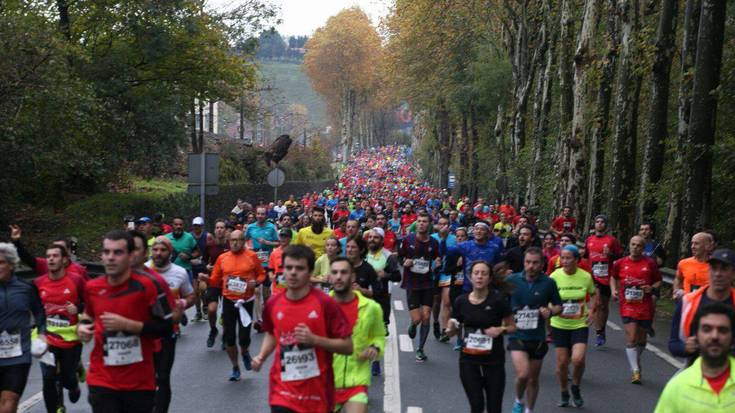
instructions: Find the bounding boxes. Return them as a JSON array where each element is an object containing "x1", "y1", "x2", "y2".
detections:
[
  {"x1": 166, "y1": 232, "x2": 198, "y2": 271},
  {"x1": 550, "y1": 267, "x2": 595, "y2": 330}
]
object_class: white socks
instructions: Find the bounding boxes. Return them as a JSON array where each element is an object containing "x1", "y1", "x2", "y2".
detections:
[{"x1": 626, "y1": 346, "x2": 639, "y2": 372}]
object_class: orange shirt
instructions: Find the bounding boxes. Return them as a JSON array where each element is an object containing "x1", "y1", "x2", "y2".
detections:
[
  {"x1": 268, "y1": 246, "x2": 287, "y2": 295},
  {"x1": 210, "y1": 249, "x2": 266, "y2": 301},
  {"x1": 677, "y1": 256, "x2": 710, "y2": 293}
]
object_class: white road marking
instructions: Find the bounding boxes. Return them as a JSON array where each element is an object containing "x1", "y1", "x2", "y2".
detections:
[
  {"x1": 384, "y1": 311, "x2": 402, "y2": 413},
  {"x1": 393, "y1": 300, "x2": 405, "y2": 311},
  {"x1": 399, "y1": 334, "x2": 414, "y2": 352},
  {"x1": 607, "y1": 320, "x2": 684, "y2": 369},
  {"x1": 407, "y1": 407, "x2": 423, "y2": 413},
  {"x1": 18, "y1": 391, "x2": 43, "y2": 412}
]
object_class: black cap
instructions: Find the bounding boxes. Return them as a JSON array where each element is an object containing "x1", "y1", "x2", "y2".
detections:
[
  {"x1": 279, "y1": 229, "x2": 293, "y2": 238},
  {"x1": 709, "y1": 249, "x2": 735, "y2": 267}
]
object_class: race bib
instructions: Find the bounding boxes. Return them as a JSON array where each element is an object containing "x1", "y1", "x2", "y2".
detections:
[
  {"x1": 227, "y1": 276, "x2": 247, "y2": 294},
  {"x1": 0, "y1": 331, "x2": 22, "y2": 359},
  {"x1": 561, "y1": 301, "x2": 582, "y2": 319},
  {"x1": 515, "y1": 307, "x2": 540, "y2": 330},
  {"x1": 281, "y1": 345, "x2": 320, "y2": 382},
  {"x1": 592, "y1": 262, "x2": 608, "y2": 278},
  {"x1": 104, "y1": 334, "x2": 143, "y2": 366},
  {"x1": 464, "y1": 329, "x2": 493, "y2": 353},
  {"x1": 412, "y1": 258, "x2": 430, "y2": 274},
  {"x1": 46, "y1": 316, "x2": 70, "y2": 329},
  {"x1": 624, "y1": 287, "x2": 644, "y2": 303},
  {"x1": 256, "y1": 250, "x2": 270, "y2": 263}
]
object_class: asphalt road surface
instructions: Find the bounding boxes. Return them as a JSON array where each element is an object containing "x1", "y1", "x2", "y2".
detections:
[{"x1": 19, "y1": 285, "x2": 679, "y2": 413}]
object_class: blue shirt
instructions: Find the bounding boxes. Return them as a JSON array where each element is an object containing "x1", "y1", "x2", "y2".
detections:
[
  {"x1": 245, "y1": 221, "x2": 279, "y2": 267},
  {"x1": 442, "y1": 239, "x2": 503, "y2": 292},
  {"x1": 432, "y1": 233, "x2": 456, "y2": 277},
  {"x1": 506, "y1": 272, "x2": 562, "y2": 341},
  {"x1": 349, "y1": 208, "x2": 366, "y2": 222},
  {"x1": 0, "y1": 276, "x2": 46, "y2": 366}
]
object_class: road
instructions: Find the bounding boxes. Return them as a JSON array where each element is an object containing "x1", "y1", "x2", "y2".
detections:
[{"x1": 20, "y1": 285, "x2": 678, "y2": 413}]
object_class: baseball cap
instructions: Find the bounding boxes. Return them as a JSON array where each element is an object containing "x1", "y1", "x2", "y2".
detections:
[
  {"x1": 136, "y1": 216, "x2": 151, "y2": 224},
  {"x1": 279, "y1": 228, "x2": 293, "y2": 238},
  {"x1": 371, "y1": 227, "x2": 385, "y2": 238},
  {"x1": 709, "y1": 249, "x2": 735, "y2": 267},
  {"x1": 192, "y1": 217, "x2": 204, "y2": 226}
]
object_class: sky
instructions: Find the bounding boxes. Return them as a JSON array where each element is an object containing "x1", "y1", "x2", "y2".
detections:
[{"x1": 212, "y1": 0, "x2": 391, "y2": 37}]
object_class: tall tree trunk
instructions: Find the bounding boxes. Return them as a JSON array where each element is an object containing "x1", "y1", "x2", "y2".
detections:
[
  {"x1": 567, "y1": 0, "x2": 599, "y2": 229},
  {"x1": 553, "y1": 0, "x2": 575, "y2": 213},
  {"x1": 198, "y1": 99, "x2": 205, "y2": 153},
  {"x1": 607, "y1": 0, "x2": 640, "y2": 239},
  {"x1": 190, "y1": 98, "x2": 199, "y2": 153},
  {"x1": 208, "y1": 101, "x2": 215, "y2": 133},
  {"x1": 437, "y1": 99, "x2": 451, "y2": 189},
  {"x1": 470, "y1": 106, "x2": 480, "y2": 201},
  {"x1": 526, "y1": 1, "x2": 555, "y2": 209},
  {"x1": 494, "y1": 106, "x2": 507, "y2": 196},
  {"x1": 584, "y1": 0, "x2": 619, "y2": 232},
  {"x1": 459, "y1": 113, "x2": 470, "y2": 196},
  {"x1": 680, "y1": 0, "x2": 727, "y2": 248},
  {"x1": 664, "y1": 0, "x2": 701, "y2": 262},
  {"x1": 636, "y1": 0, "x2": 678, "y2": 225}
]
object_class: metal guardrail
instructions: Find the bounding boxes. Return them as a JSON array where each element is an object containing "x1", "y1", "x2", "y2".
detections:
[{"x1": 15, "y1": 261, "x2": 106, "y2": 279}]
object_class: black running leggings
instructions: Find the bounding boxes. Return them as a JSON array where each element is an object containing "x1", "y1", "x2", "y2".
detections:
[
  {"x1": 459, "y1": 360, "x2": 505, "y2": 413},
  {"x1": 222, "y1": 298, "x2": 254, "y2": 348},
  {"x1": 40, "y1": 345, "x2": 82, "y2": 413},
  {"x1": 153, "y1": 337, "x2": 176, "y2": 413}
]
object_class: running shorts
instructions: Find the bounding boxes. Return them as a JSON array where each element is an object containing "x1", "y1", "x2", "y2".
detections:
[
  {"x1": 407, "y1": 288, "x2": 434, "y2": 310},
  {"x1": 507, "y1": 338, "x2": 549, "y2": 360},
  {"x1": 621, "y1": 317, "x2": 653, "y2": 330},
  {"x1": 593, "y1": 279, "x2": 612, "y2": 297},
  {"x1": 0, "y1": 363, "x2": 30, "y2": 396},
  {"x1": 551, "y1": 326, "x2": 589, "y2": 349},
  {"x1": 335, "y1": 385, "x2": 369, "y2": 410}
]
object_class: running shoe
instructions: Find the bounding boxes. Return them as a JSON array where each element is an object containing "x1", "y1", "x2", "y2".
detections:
[
  {"x1": 512, "y1": 400, "x2": 525, "y2": 413},
  {"x1": 631, "y1": 370, "x2": 642, "y2": 385},
  {"x1": 193, "y1": 312, "x2": 203, "y2": 323},
  {"x1": 242, "y1": 351, "x2": 252, "y2": 371},
  {"x1": 253, "y1": 320, "x2": 263, "y2": 333},
  {"x1": 453, "y1": 339, "x2": 463, "y2": 351},
  {"x1": 207, "y1": 329, "x2": 218, "y2": 348},
  {"x1": 571, "y1": 385, "x2": 584, "y2": 407},
  {"x1": 408, "y1": 323, "x2": 417, "y2": 339},
  {"x1": 76, "y1": 363, "x2": 86, "y2": 383},
  {"x1": 595, "y1": 333, "x2": 606, "y2": 347},
  {"x1": 69, "y1": 386, "x2": 81, "y2": 403},
  {"x1": 415, "y1": 349, "x2": 427, "y2": 363},
  {"x1": 438, "y1": 332, "x2": 450, "y2": 343},
  {"x1": 229, "y1": 367, "x2": 241, "y2": 382},
  {"x1": 180, "y1": 313, "x2": 189, "y2": 327},
  {"x1": 371, "y1": 361, "x2": 381, "y2": 376},
  {"x1": 201, "y1": 311, "x2": 209, "y2": 321},
  {"x1": 558, "y1": 391, "x2": 570, "y2": 407},
  {"x1": 647, "y1": 326, "x2": 656, "y2": 338},
  {"x1": 433, "y1": 321, "x2": 441, "y2": 340}
]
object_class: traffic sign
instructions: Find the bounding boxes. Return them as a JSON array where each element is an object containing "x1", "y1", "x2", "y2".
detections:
[
  {"x1": 448, "y1": 173, "x2": 456, "y2": 189},
  {"x1": 267, "y1": 168, "x2": 286, "y2": 187},
  {"x1": 188, "y1": 153, "x2": 219, "y2": 185}
]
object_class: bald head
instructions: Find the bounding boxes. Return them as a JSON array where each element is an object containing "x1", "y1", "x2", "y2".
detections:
[
  {"x1": 692, "y1": 232, "x2": 714, "y2": 259},
  {"x1": 629, "y1": 235, "x2": 645, "y2": 258},
  {"x1": 230, "y1": 230, "x2": 245, "y2": 252}
]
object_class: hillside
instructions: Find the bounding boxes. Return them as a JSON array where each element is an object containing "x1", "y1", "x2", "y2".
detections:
[{"x1": 257, "y1": 59, "x2": 328, "y2": 127}]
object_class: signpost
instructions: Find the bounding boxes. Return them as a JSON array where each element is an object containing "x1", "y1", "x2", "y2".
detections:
[
  {"x1": 267, "y1": 167, "x2": 285, "y2": 203},
  {"x1": 448, "y1": 173, "x2": 456, "y2": 189},
  {"x1": 187, "y1": 153, "x2": 219, "y2": 219}
]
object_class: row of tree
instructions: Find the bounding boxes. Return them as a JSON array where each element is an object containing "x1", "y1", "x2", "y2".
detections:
[
  {"x1": 1, "y1": 0, "x2": 278, "y2": 215},
  {"x1": 376, "y1": 0, "x2": 733, "y2": 264},
  {"x1": 255, "y1": 30, "x2": 308, "y2": 60}
]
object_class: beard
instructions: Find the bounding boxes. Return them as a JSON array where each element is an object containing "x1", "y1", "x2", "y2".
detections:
[
  {"x1": 701, "y1": 343, "x2": 730, "y2": 367},
  {"x1": 312, "y1": 221, "x2": 325, "y2": 233}
]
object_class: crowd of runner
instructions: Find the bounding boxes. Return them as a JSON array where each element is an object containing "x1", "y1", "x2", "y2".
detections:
[{"x1": 0, "y1": 144, "x2": 733, "y2": 413}]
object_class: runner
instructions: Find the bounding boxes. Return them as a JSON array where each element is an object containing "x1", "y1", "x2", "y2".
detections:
[
  {"x1": 251, "y1": 245, "x2": 353, "y2": 413},
  {"x1": 165, "y1": 216, "x2": 200, "y2": 284},
  {"x1": 546, "y1": 233, "x2": 592, "y2": 274},
  {"x1": 313, "y1": 236, "x2": 341, "y2": 289},
  {"x1": 550, "y1": 245, "x2": 596, "y2": 407},
  {"x1": 329, "y1": 257, "x2": 385, "y2": 413},
  {"x1": 440, "y1": 221, "x2": 504, "y2": 293},
  {"x1": 190, "y1": 217, "x2": 212, "y2": 322},
  {"x1": 338, "y1": 220, "x2": 361, "y2": 256},
  {"x1": 9, "y1": 225, "x2": 88, "y2": 280},
  {"x1": 245, "y1": 207, "x2": 279, "y2": 330},
  {"x1": 201, "y1": 219, "x2": 229, "y2": 348},
  {"x1": 34, "y1": 244, "x2": 85, "y2": 413},
  {"x1": 0, "y1": 242, "x2": 47, "y2": 410},
  {"x1": 268, "y1": 229, "x2": 295, "y2": 296},
  {"x1": 206, "y1": 230, "x2": 266, "y2": 381},
  {"x1": 365, "y1": 228, "x2": 401, "y2": 334},
  {"x1": 584, "y1": 214, "x2": 623, "y2": 346},
  {"x1": 506, "y1": 247, "x2": 562, "y2": 413},
  {"x1": 669, "y1": 249, "x2": 735, "y2": 360},
  {"x1": 549, "y1": 207, "x2": 576, "y2": 237},
  {"x1": 655, "y1": 302, "x2": 735, "y2": 412},
  {"x1": 610, "y1": 236, "x2": 662, "y2": 384},
  {"x1": 345, "y1": 237, "x2": 381, "y2": 300},
  {"x1": 638, "y1": 222, "x2": 666, "y2": 266},
  {"x1": 147, "y1": 236, "x2": 195, "y2": 412},
  {"x1": 446, "y1": 260, "x2": 515, "y2": 413},
  {"x1": 399, "y1": 212, "x2": 440, "y2": 362},
  {"x1": 502, "y1": 225, "x2": 537, "y2": 273},
  {"x1": 375, "y1": 213, "x2": 398, "y2": 252},
  {"x1": 432, "y1": 216, "x2": 456, "y2": 342},
  {"x1": 673, "y1": 232, "x2": 714, "y2": 299},
  {"x1": 76, "y1": 230, "x2": 174, "y2": 413},
  {"x1": 446, "y1": 227, "x2": 469, "y2": 350},
  {"x1": 295, "y1": 206, "x2": 334, "y2": 258}
]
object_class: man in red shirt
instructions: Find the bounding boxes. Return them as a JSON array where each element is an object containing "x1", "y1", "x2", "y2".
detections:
[
  {"x1": 77, "y1": 231, "x2": 174, "y2": 413},
  {"x1": 610, "y1": 236, "x2": 662, "y2": 384},
  {"x1": 332, "y1": 199, "x2": 351, "y2": 227},
  {"x1": 550, "y1": 207, "x2": 577, "y2": 237},
  {"x1": 375, "y1": 213, "x2": 397, "y2": 252},
  {"x1": 252, "y1": 245, "x2": 353, "y2": 413},
  {"x1": 9, "y1": 225, "x2": 88, "y2": 281},
  {"x1": 584, "y1": 214, "x2": 623, "y2": 346}
]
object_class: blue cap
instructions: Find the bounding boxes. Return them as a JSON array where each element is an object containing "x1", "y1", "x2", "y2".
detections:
[{"x1": 136, "y1": 216, "x2": 151, "y2": 224}]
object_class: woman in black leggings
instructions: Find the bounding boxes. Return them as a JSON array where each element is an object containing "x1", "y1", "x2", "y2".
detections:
[{"x1": 447, "y1": 260, "x2": 516, "y2": 413}]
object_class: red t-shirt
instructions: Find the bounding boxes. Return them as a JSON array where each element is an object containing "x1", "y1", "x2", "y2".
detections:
[
  {"x1": 547, "y1": 254, "x2": 592, "y2": 274},
  {"x1": 611, "y1": 256, "x2": 661, "y2": 320},
  {"x1": 84, "y1": 271, "x2": 169, "y2": 391},
  {"x1": 551, "y1": 216, "x2": 576, "y2": 233},
  {"x1": 262, "y1": 288, "x2": 351, "y2": 413},
  {"x1": 338, "y1": 297, "x2": 359, "y2": 331},
  {"x1": 585, "y1": 234, "x2": 624, "y2": 285},
  {"x1": 35, "y1": 259, "x2": 88, "y2": 281},
  {"x1": 34, "y1": 273, "x2": 85, "y2": 349},
  {"x1": 383, "y1": 230, "x2": 397, "y2": 252},
  {"x1": 706, "y1": 365, "x2": 731, "y2": 395},
  {"x1": 400, "y1": 214, "x2": 417, "y2": 235},
  {"x1": 332, "y1": 209, "x2": 350, "y2": 224}
]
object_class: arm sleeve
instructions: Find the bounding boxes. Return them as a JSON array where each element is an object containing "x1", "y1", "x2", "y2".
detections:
[
  {"x1": 255, "y1": 257, "x2": 267, "y2": 284},
  {"x1": 179, "y1": 272, "x2": 194, "y2": 297},
  {"x1": 209, "y1": 256, "x2": 224, "y2": 288},
  {"x1": 368, "y1": 303, "x2": 385, "y2": 356},
  {"x1": 30, "y1": 283, "x2": 46, "y2": 334},
  {"x1": 12, "y1": 240, "x2": 38, "y2": 270},
  {"x1": 386, "y1": 255, "x2": 402, "y2": 282},
  {"x1": 451, "y1": 296, "x2": 464, "y2": 323},
  {"x1": 550, "y1": 279, "x2": 563, "y2": 306},
  {"x1": 144, "y1": 279, "x2": 173, "y2": 338},
  {"x1": 668, "y1": 300, "x2": 687, "y2": 357}
]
